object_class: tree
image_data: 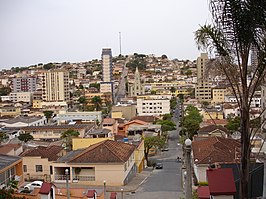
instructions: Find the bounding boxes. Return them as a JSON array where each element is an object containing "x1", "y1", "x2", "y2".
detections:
[
  {"x1": 18, "y1": 133, "x2": 33, "y2": 144},
  {"x1": 195, "y1": 1, "x2": 266, "y2": 197},
  {"x1": 181, "y1": 105, "x2": 202, "y2": 138},
  {"x1": 170, "y1": 87, "x2": 176, "y2": 93},
  {"x1": 144, "y1": 136, "x2": 165, "y2": 165},
  {"x1": 0, "y1": 87, "x2": 11, "y2": 96},
  {"x1": 0, "y1": 132, "x2": 8, "y2": 144},
  {"x1": 43, "y1": 110, "x2": 54, "y2": 123},
  {"x1": 91, "y1": 96, "x2": 102, "y2": 111},
  {"x1": 150, "y1": 90, "x2": 156, "y2": 95},
  {"x1": 89, "y1": 83, "x2": 100, "y2": 91},
  {"x1": 156, "y1": 120, "x2": 176, "y2": 133},
  {"x1": 226, "y1": 116, "x2": 241, "y2": 133},
  {"x1": 170, "y1": 97, "x2": 177, "y2": 110},
  {"x1": 61, "y1": 130, "x2": 80, "y2": 150}
]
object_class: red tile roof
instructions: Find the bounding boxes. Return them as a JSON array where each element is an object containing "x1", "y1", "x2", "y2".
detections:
[
  {"x1": 207, "y1": 168, "x2": 236, "y2": 195},
  {"x1": 68, "y1": 140, "x2": 135, "y2": 163},
  {"x1": 0, "y1": 144, "x2": 21, "y2": 155},
  {"x1": 130, "y1": 116, "x2": 157, "y2": 123},
  {"x1": 197, "y1": 186, "x2": 210, "y2": 199},
  {"x1": 204, "y1": 119, "x2": 228, "y2": 126},
  {"x1": 192, "y1": 137, "x2": 241, "y2": 164},
  {"x1": 20, "y1": 145, "x2": 63, "y2": 161},
  {"x1": 39, "y1": 182, "x2": 53, "y2": 195},
  {"x1": 198, "y1": 125, "x2": 228, "y2": 135}
]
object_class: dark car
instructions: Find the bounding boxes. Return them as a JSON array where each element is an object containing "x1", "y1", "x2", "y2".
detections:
[{"x1": 155, "y1": 162, "x2": 163, "y2": 169}]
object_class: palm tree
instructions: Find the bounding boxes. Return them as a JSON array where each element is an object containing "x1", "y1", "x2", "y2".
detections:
[
  {"x1": 61, "y1": 130, "x2": 80, "y2": 150},
  {"x1": 194, "y1": 1, "x2": 266, "y2": 198}
]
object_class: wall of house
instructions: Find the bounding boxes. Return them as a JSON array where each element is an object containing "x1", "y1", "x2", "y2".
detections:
[
  {"x1": 134, "y1": 140, "x2": 145, "y2": 172},
  {"x1": 194, "y1": 164, "x2": 208, "y2": 182},
  {"x1": 23, "y1": 157, "x2": 51, "y2": 181},
  {"x1": 72, "y1": 137, "x2": 114, "y2": 150}
]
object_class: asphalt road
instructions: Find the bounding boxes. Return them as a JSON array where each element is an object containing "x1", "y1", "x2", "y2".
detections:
[{"x1": 125, "y1": 109, "x2": 184, "y2": 199}]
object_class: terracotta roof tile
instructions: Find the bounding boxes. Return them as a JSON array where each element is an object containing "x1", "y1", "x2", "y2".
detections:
[
  {"x1": 192, "y1": 137, "x2": 241, "y2": 164},
  {"x1": 67, "y1": 140, "x2": 135, "y2": 163},
  {"x1": 20, "y1": 145, "x2": 63, "y2": 161},
  {"x1": 39, "y1": 182, "x2": 53, "y2": 195},
  {"x1": 130, "y1": 116, "x2": 157, "y2": 123},
  {"x1": 198, "y1": 125, "x2": 228, "y2": 135},
  {"x1": 0, "y1": 144, "x2": 21, "y2": 155}
]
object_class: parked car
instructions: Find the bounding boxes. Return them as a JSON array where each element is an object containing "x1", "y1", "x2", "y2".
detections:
[
  {"x1": 161, "y1": 147, "x2": 169, "y2": 151},
  {"x1": 24, "y1": 181, "x2": 43, "y2": 190},
  {"x1": 155, "y1": 162, "x2": 163, "y2": 169}
]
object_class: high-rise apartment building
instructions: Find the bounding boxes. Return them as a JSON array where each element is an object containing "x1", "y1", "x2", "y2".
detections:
[
  {"x1": 12, "y1": 75, "x2": 37, "y2": 92},
  {"x1": 195, "y1": 53, "x2": 212, "y2": 102},
  {"x1": 100, "y1": 48, "x2": 114, "y2": 95},
  {"x1": 42, "y1": 70, "x2": 70, "y2": 102},
  {"x1": 102, "y1": 48, "x2": 112, "y2": 82}
]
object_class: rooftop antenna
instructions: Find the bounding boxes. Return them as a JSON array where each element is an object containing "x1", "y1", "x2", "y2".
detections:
[{"x1": 119, "y1": 32, "x2": 122, "y2": 55}]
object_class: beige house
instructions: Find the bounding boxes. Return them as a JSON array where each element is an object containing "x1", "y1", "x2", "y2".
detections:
[
  {"x1": 102, "y1": 118, "x2": 118, "y2": 135},
  {"x1": 19, "y1": 124, "x2": 95, "y2": 141},
  {"x1": 52, "y1": 140, "x2": 136, "y2": 186},
  {"x1": 0, "y1": 106, "x2": 21, "y2": 117},
  {"x1": 20, "y1": 145, "x2": 64, "y2": 181},
  {"x1": 211, "y1": 87, "x2": 227, "y2": 104}
]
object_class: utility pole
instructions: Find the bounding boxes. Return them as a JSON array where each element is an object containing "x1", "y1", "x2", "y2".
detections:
[
  {"x1": 119, "y1": 32, "x2": 122, "y2": 55},
  {"x1": 185, "y1": 138, "x2": 192, "y2": 199},
  {"x1": 65, "y1": 169, "x2": 70, "y2": 199}
]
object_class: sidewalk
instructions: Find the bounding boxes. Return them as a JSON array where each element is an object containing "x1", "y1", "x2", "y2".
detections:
[{"x1": 106, "y1": 167, "x2": 153, "y2": 193}]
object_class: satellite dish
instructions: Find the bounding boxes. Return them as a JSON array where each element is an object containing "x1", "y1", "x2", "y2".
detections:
[{"x1": 232, "y1": 131, "x2": 241, "y2": 139}]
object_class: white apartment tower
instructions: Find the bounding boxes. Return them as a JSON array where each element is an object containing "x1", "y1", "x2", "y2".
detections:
[
  {"x1": 195, "y1": 53, "x2": 212, "y2": 102},
  {"x1": 42, "y1": 70, "x2": 70, "y2": 102},
  {"x1": 100, "y1": 48, "x2": 114, "y2": 98}
]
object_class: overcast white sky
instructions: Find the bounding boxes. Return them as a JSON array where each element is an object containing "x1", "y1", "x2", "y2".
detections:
[{"x1": 0, "y1": 0, "x2": 211, "y2": 69}]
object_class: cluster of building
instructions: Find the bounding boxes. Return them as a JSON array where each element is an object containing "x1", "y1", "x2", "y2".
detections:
[{"x1": 0, "y1": 49, "x2": 265, "y2": 198}]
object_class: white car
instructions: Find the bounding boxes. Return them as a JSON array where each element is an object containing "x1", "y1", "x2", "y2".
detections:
[{"x1": 24, "y1": 181, "x2": 43, "y2": 190}]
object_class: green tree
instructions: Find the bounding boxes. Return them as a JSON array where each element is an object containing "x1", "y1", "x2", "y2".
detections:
[
  {"x1": 170, "y1": 97, "x2": 177, "y2": 110},
  {"x1": 18, "y1": 133, "x2": 33, "y2": 144},
  {"x1": 91, "y1": 96, "x2": 102, "y2": 111},
  {"x1": 43, "y1": 110, "x2": 54, "y2": 123},
  {"x1": 226, "y1": 116, "x2": 241, "y2": 133},
  {"x1": 195, "y1": 1, "x2": 266, "y2": 197},
  {"x1": 0, "y1": 87, "x2": 11, "y2": 96},
  {"x1": 156, "y1": 120, "x2": 176, "y2": 133},
  {"x1": 150, "y1": 90, "x2": 157, "y2": 95},
  {"x1": 89, "y1": 83, "x2": 100, "y2": 91},
  {"x1": 182, "y1": 105, "x2": 202, "y2": 138},
  {"x1": 185, "y1": 69, "x2": 192, "y2": 76},
  {"x1": 170, "y1": 87, "x2": 176, "y2": 93},
  {"x1": 61, "y1": 130, "x2": 80, "y2": 150},
  {"x1": 144, "y1": 136, "x2": 165, "y2": 165},
  {"x1": 0, "y1": 132, "x2": 8, "y2": 144}
]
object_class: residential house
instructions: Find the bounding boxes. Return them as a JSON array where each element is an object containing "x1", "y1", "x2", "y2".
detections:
[
  {"x1": 211, "y1": 87, "x2": 227, "y2": 105},
  {"x1": 196, "y1": 125, "x2": 229, "y2": 138},
  {"x1": 19, "y1": 124, "x2": 95, "y2": 141},
  {"x1": 0, "y1": 144, "x2": 23, "y2": 156},
  {"x1": 223, "y1": 103, "x2": 240, "y2": 119},
  {"x1": 111, "y1": 104, "x2": 137, "y2": 120},
  {"x1": 52, "y1": 140, "x2": 136, "y2": 186},
  {"x1": 54, "y1": 111, "x2": 102, "y2": 125},
  {"x1": 0, "y1": 154, "x2": 23, "y2": 189},
  {"x1": 20, "y1": 145, "x2": 64, "y2": 181},
  {"x1": 198, "y1": 168, "x2": 236, "y2": 199},
  {"x1": 0, "y1": 116, "x2": 46, "y2": 128},
  {"x1": 0, "y1": 106, "x2": 21, "y2": 117},
  {"x1": 192, "y1": 136, "x2": 241, "y2": 182},
  {"x1": 102, "y1": 118, "x2": 118, "y2": 135},
  {"x1": 201, "y1": 108, "x2": 224, "y2": 120},
  {"x1": 72, "y1": 137, "x2": 114, "y2": 150}
]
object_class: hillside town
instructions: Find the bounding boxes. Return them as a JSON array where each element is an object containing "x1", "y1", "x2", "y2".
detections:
[{"x1": 0, "y1": 48, "x2": 265, "y2": 199}]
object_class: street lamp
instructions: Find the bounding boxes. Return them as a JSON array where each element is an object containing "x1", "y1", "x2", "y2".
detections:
[
  {"x1": 103, "y1": 180, "x2": 106, "y2": 198},
  {"x1": 65, "y1": 169, "x2": 70, "y2": 199},
  {"x1": 121, "y1": 188, "x2": 124, "y2": 199},
  {"x1": 185, "y1": 138, "x2": 192, "y2": 199}
]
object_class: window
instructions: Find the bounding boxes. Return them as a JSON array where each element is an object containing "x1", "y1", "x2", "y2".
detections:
[
  {"x1": 23, "y1": 165, "x2": 27, "y2": 172},
  {"x1": 36, "y1": 165, "x2": 43, "y2": 172},
  {"x1": 50, "y1": 166, "x2": 53, "y2": 174}
]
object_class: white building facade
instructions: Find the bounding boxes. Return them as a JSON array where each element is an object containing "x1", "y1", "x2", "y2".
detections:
[{"x1": 136, "y1": 97, "x2": 170, "y2": 116}]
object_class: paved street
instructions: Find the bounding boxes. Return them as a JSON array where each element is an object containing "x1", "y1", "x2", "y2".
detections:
[{"x1": 124, "y1": 109, "x2": 184, "y2": 199}]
